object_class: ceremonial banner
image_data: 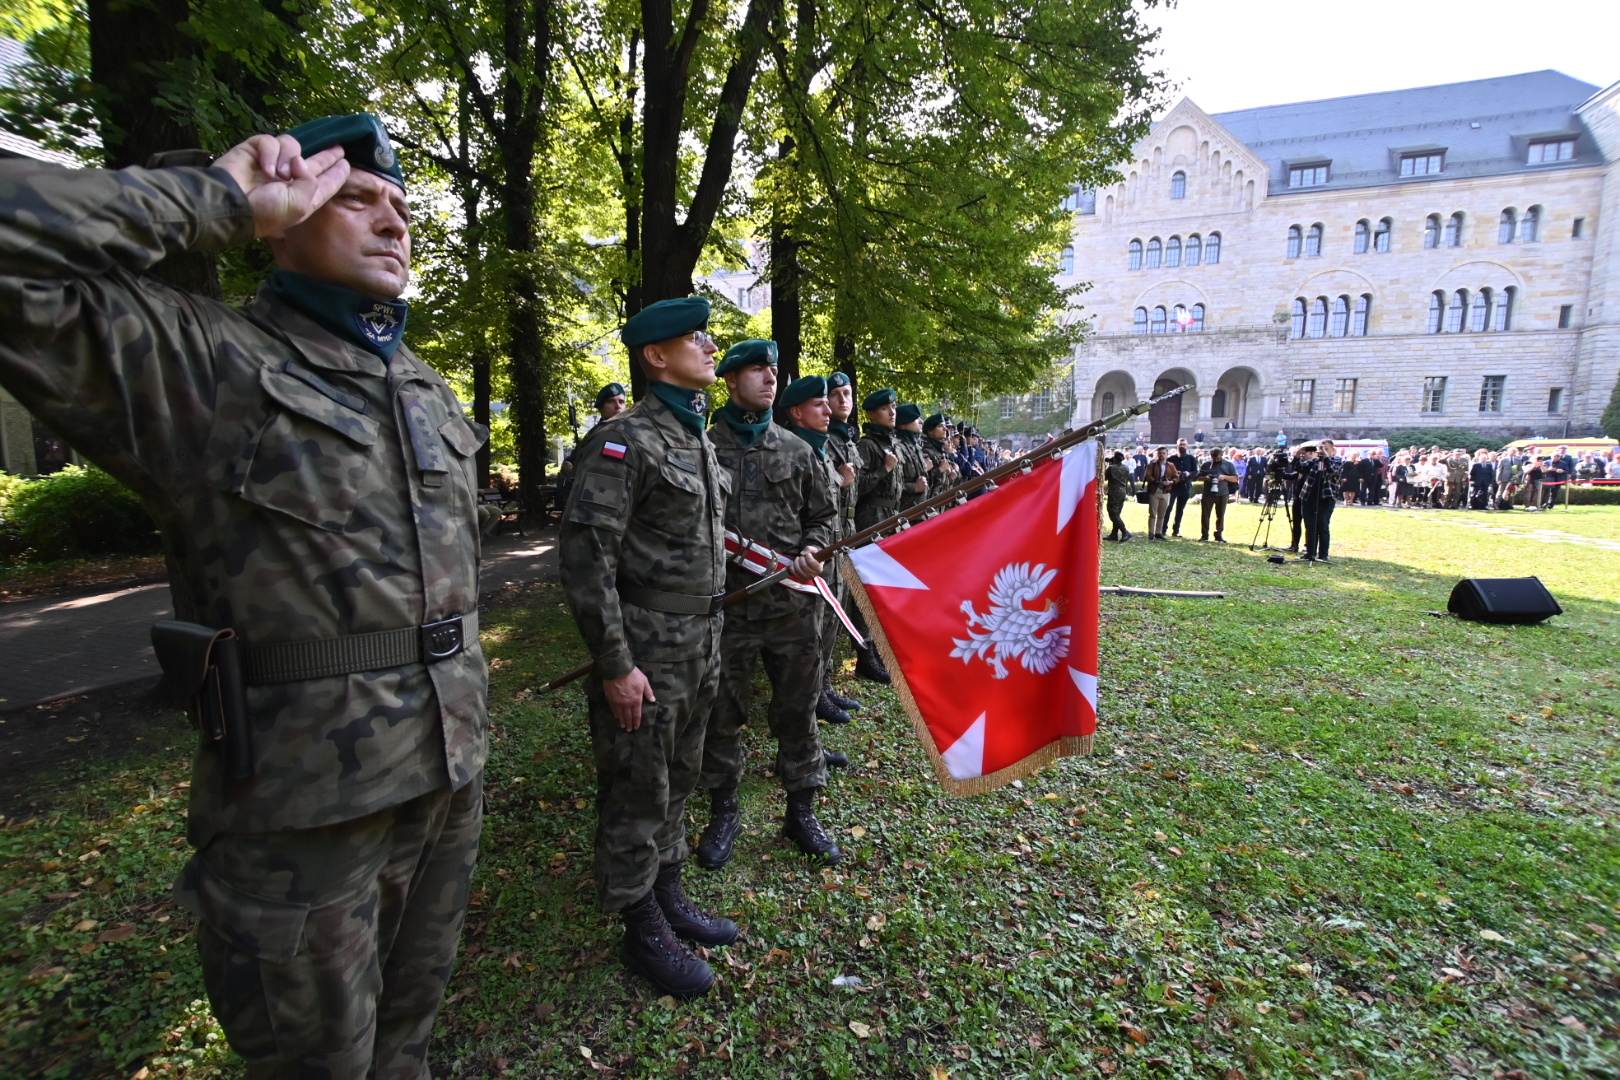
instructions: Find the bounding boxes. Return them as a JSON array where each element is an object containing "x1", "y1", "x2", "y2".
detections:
[{"x1": 844, "y1": 441, "x2": 1101, "y2": 795}]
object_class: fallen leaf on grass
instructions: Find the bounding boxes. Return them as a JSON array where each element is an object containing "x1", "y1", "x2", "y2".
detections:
[
  {"x1": 1119, "y1": 1023, "x2": 1148, "y2": 1045},
  {"x1": 849, "y1": 1020, "x2": 872, "y2": 1039},
  {"x1": 535, "y1": 1002, "x2": 557, "y2": 1020},
  {"x1": 1557, "y1": 1016, "x2": 1587, "y2": 1032},
  {"x1": 72, "y1": 919, "x2": 97, "y2": 932},
  {"x1": 849, "y1": 826, "x2": 867, "y2": 839},
  {"x1": 1098, "y1": 1059, "x2": 1120, "y2": 1076},
  {"x1": 579, "y1": 1046, "x2": 594, "y2": 1060},
  {"x1": 1479, "y1": 929, "x2": 1508, "y2": 943},
  {"x1": 94, "y1": 923, "x2": 135, "y2": 943},
  {"x1": 865, "y1": 913, "x2": 887, "y2": 931},
  {"x1": 929, "y1": 1067, "x2": 952, "y2": 1080}
]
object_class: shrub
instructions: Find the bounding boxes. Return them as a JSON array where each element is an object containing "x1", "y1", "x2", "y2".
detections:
[
  {"x1": 1603, "y1": 372, "x2": 1620, "y2": 440},
  {"x1": 1564, "y1": 484, "x2": 1620, "y2": 506},
  {"x1": 1382, "y1": 428, "x2": 1507, "y2": 452},
  {"x1": 0, "y1": 466, "x2": 160, "y2": 565}
]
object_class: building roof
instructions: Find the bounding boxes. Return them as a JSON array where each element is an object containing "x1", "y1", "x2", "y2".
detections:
[
  {"x1": 1210, "y1": 70, "x2": 1606, "y2": 195},
  {"x1": 0, "y1": 36, "x2": 82, "y2": 166}
]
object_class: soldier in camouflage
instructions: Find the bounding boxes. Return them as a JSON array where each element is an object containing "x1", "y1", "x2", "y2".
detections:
[
  {"x1": 0, "y1": 115, "x2": 486, "y2": 1078},
  {"x1": 815, "y1": 372, "x2": 863, "y2": 725},
  {"x1": 894, "y1": 403, "x2": 932, "y2": 511},
  {"x1": 558, "y1": 296, "x2": 739, "y2": 1000},
  {"x1": 694, "y1": 345, "x2": 842, "y2": 870},
  {"x1": 851, "y1": 388, "x2": 903, "y2": 682},
  {"x1": 922, "y1": 413, "x2": 961, "y2": 497},
  {"x1": 596, "y1": 381, "x2": 627, "y2": 422}
]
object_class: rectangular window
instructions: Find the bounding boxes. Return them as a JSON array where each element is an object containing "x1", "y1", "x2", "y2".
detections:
[
  {"x1": 1288, "y1": 164, "x2": 1330, "y2": 188},
  {"x1": 1478, "y1": 375, "x2": 1505, "y2": 413},
  {"x1": 1572, "y1": 217, "x2": 1584, "y2": 238},
  {"x1": 1031, "y1": 388, "x2": 1052, "y2": 417},
  {"x1": 1558, "y1": 304, "x2": 1573, "y2": 329},
  {"x1": 1548, "y1": 387, "x2": 1564, "y2": 414},
  {"x1": 999, "y1": 396, "x2": 1015, "y2": 420},
  {"x1": 1291, "y1": 378, "x2": 1315, "y2": 415},
  {"x1": 1333, "y1": 378, "x2": 1357, "y2": 414},
  {"x1": 1422, "y1": 376, "x2": 1447, "y2": 414},
  {"x1": 1527, "y1": 138, "x2": 1575, "y2": 164},
  {"x1": 1399, "y1": 152, "x2": 1444, "y2": 176}
]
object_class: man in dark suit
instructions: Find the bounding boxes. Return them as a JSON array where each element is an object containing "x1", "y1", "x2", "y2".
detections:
[{"x1": 1168, "y1": 439, "x2": 1197, "y2": 537}]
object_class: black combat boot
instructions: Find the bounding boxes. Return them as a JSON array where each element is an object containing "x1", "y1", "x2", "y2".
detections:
[
  {"x1": 619, "y1": 890, "x2": 714, "y2": 999},
  {"x1": 783, "y1": 788, "x2": 843, "y2": 863},
  {"x1": 816, "y1": 690, "x2": 851, "y2": 725},
  {"x1": 694, "y1": 787, "x2": 742, "y2": 870},
  {"x1": 824, "y1": 749, "x2": 850, "y2": 770},
  {"x1": 853, "y1": 643, "x2": 891, "y2": 684},
  {"x1": 826, "y1": 676, "x2": 862, "y2": 712},
  {"x1": 653, "y1": 862, "x2": 738, "y2": 946}
]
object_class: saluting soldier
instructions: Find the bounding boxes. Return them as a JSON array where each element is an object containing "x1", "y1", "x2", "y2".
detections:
[
  {"x1": 815, "y1": 372, "x2": 863, "y2": 724},
  {"x1": 921, "y1": 413, "x2": 961, "y2": 496},
  {"x1": 852, "y1": 388, "x2": 903, "y2": 682},
  {"x1": 894, "y1": 403, "x2": 932, "y2": 510},
  {"x1": 0, "y1": 116, "x2": 486, "y2": 1077},
  {"x1": 596, "y1": 380, "x2": 628, "y2": 422},
  {"x1": 559, "y1": 296, "x2": 738, "y2": 1000},
  {"x1": 695, "y1": 345, "x2": 842, "y2": 871}
]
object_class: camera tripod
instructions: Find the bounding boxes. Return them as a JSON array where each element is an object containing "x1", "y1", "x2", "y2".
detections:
[{"x1": 1250, "y1": 484, "x2": 1294, "y2": 551}]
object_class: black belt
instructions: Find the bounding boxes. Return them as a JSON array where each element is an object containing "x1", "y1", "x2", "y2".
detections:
[
  {"x1": 864, "y1": 498, "x2": 896, "y2": 508},
  {"x1": 242, "y1": 612, "x2": 477, "y2": 685},
  {"x1": 618, "y1": 585, "x2": 726, "y2": 616}
]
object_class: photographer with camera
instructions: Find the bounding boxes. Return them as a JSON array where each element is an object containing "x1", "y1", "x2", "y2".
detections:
[
  {"x1": 1293, "y1": 439, "x2": 1343, "y2": 563},
  {"x1": 1196, "y1": 447, "x2": 1240, "y2": 542}
]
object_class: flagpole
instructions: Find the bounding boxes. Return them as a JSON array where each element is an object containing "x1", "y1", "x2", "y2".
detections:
[{"x1": 541, "y1": 385, "x2": 1192, "y2": 691}]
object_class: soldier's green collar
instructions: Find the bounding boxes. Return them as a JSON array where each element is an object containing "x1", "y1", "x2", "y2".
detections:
[
  {"x1": 862, "y1": 421, "x2": 895, "y2": 441},
  {"x1": 647, "y1": 381, "x2": 709, "y2": 436},
  {"x1": 896, "y1": 427, "x2": 922, "y2": 445},
  {"x1": 786, "y1": 423, "x2": 828, "y2": 458},
  {"x1": 716, "y1": 402, "x2": 771, "y2": 447},
  {"x1": 828, "y1": 419, "x2": 857, "y2": 442},
  {"x1": 269, "y1": 270, "x2": 408, "y2": 359}
]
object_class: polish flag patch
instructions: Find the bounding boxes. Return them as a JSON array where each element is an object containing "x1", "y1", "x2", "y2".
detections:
[{"x1": 602, "y1": 441, "x2": 627, "y2": 460}]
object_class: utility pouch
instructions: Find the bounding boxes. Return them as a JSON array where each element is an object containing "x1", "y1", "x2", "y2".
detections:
[{"x1": 151, "y1": 620, "x2": 252, "y2": 781}]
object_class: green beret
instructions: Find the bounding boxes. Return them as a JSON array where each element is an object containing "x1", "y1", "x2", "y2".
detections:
[
  {"x1": 923, "y1": 413, "x2": 945, "y2": 433},
  {"x1": 595, "y1": 382, "x2": 625, "y2": 407},
  {"x1": 896, "y1": 403, "x2": 922, "y2": 425},
  {"x1": 779, "y1": 375, "x2": 827, "y2": 410},
  {"x1": 828, "y1": 371, "x2": 852, "y2": 389},
  {"x1": 862, "y1": 388, "x2": 897, "y2": 410},
  {"x1": 286, "y1": 113, "x2": 405, "y2": 190},
  {"x1": 715, "y1": 338, "x2": 778, "y2": 377},
  {"x1": 620, "y1": 296, "x2": 711, "y2": 348}
]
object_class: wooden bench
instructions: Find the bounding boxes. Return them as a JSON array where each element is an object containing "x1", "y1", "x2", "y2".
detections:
[{"x1": 478, "y1": 489, "x2": 525, "y2": 536}]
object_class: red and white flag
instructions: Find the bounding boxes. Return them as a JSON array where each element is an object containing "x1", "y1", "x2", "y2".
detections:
[{"x1": 844, "y1": 442, "x2": 1101, "y2": 795}]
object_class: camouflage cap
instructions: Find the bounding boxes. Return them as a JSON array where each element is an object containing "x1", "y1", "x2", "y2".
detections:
[
  {"x1": 896, "y1": 403, "x2": 922, "y2": 425},
  {"x1": 620, "y1": 296, "x2": 711, "y2": 348},
  {"x1": 715, "y1": 338, "x2": 778, "y2": 377},
  {"x1": 595, "y1": 382, "x2": 626, "y2": 407},
  {"x1": 779, "y1": 375, "x2": 827, "y2": 410},
  {"x1": 862, "y1": 388, "x2": 897, "y2": 410},
  {"x1": 923, "y1": 413, "x2": 945, "y2": 433},
  {"x1": 285, "y1": 113, "x2": 405, "y2": 190}
]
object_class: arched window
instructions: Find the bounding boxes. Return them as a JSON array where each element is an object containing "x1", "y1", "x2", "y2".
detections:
[
  {"x1": 1428, "y1": 291, "x2": 1445, "y2": 334},
  {"x1": 1470, "y1": 288, "x2": 1491, "y2": 332},
  {"x1": 1290, "y1": 298, "x2": 1307, "y2": 339},
  {"x1": 1166, "y1": 236, "x2": 1182, "y2": 267},
  {"x1": 1307, "y1": 297, "x2": 1328, "y2": 338},
  {"x1": 1211, "y1": 389, "x2": 1228, "y2": 417},
  {"x1": 1374, "y1": 218, "x2": 1392, "y2": 252},
  {"x1": 1191, "y1": 303, "x2": 1206, "y2": 331},
  {"x1": 1150, "y1": 306, "x2": 1167, "y2": 334},
  {"x1": 1446, "y1": 289, "x2": 1468, "y2": 333},
  {"x1": 1495, "y1": 286, "x2": 1515, "y2": 331},
  {"x1": 1287, "y1": 225, "x2": 1303, "y2": 258},
  {"x1": 1354, "y1": 219, "x2": 1370, "y2": 254},
  {"x1": 1522, "y1": 205, "x2": 1540, "y2": 242},
  {"x1": 1059, "y1": 245, "x2": 1075, "y2": 274},
  {"x1": 1186, "y1": 234, "x2": 1202, "y2": 265},
  {"x1": 1424, "y1": 214, "x2": 1441, "y2": 249},
  {"x1": 1101, "y1": 391, "x2": 1116, "y2": 414},
  {"x1": 1330, "y1": 295, "x2": 1350, "y2": 337},
  {"x1": 1205, "y1": 232, "x2": 1221, "y2": 263},
  {"x1": 1171, "y1": 303, "x2": 1189, "y2": 331},
  {"x1": 1306, "y1": 223, "x2": 1324, "y2": 256},
  {"x1": 1171, "y1": 171, "x2": 1186, "y2": 199},
  {"x1": 1445, "y1": 212, "x2": 1464, "y2": 247},
  {"x1": 1146, "y1": 238, "x2": 1162, "y2": 269},
  {"x1": 1499, "y1": 209, "x2": 1516, "y2": 243},
  {"x1": 1133, "y1": 307, "x2": 1148, "y2": 334},
  {"x1": 1352, "y1": 294, "x2": 1371, "y2": 337},
  {"x1": 1128, "y1": 239, "x2": 1143, "y2": 270}
]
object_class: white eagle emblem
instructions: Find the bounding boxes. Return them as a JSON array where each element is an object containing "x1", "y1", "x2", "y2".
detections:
[{"x1": 950, "y1": 562, "x2": 1070, "y2": 679}]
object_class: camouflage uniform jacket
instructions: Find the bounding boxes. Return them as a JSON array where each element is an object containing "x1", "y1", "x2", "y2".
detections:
[
  {"x1": 897, "y1": 432, "x2": 929, "y2": 509},
  {"x1": 854, "y1": 423, "x2": 903, "y2": 524},
  {"x1": 921, "y1": 437, "x2": 954, "y2": 497},
  {"x1": 560, "y1": 392, "x2": 728, "y2": 680},
  {"x1": 710, "y1": 419, "x2": 836, "y2": 623},
  {"x1": 826, "y1": 425, "x2": 859, "y2": 535},
  {"x1": 0, "y1": 161, "x2": 487, "y2": 848}
]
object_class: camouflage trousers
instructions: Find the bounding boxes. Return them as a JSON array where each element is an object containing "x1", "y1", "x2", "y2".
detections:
[
  {"x1": 587, "y1": 651, "x2": 720, "y2": 911},
  {"x1": 700, "y1": 599, "x2": 828, "y2": 795},
  {"x1": 178, "y1": 773, "x2": 483, "y2": 1080}
]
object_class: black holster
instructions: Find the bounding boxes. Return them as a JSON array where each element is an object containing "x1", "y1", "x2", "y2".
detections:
[{"x1": 151, "y1": 620, "x2": 252, "y2": 781}]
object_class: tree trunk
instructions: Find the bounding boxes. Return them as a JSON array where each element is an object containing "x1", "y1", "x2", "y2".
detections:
[
  {"x1": 770, "y1": 213, "x2": 801, "y2": 381},
  {"x1": 472, "y1": 346, "x2": 492, "y2": 487}
]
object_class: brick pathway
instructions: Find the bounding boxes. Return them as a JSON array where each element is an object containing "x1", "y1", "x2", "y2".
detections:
[{"x1": 0, "y1": 529, "x2": 559, "y2": 710}]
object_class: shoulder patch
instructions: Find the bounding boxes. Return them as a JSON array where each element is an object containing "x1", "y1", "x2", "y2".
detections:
[{"x1": 602, "y1": 441, "x2": 627, "y2": 460}]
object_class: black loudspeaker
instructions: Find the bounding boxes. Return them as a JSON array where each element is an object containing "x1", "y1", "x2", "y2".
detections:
[{"x1": 1447, "y1": 577, "x2": 1563, "y2": 625}]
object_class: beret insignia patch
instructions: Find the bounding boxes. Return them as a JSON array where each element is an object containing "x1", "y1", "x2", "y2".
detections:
[{"x1": 357, "y1": 301, "x2": 404, "y2": 346}]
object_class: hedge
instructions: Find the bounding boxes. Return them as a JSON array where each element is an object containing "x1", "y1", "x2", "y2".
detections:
[
  {"x1": 1562, "y1": 484, "x2": 1620, "y2": 506},
  {"x1": 0, "y1": 466, "x2": 161, "y2": 566}
]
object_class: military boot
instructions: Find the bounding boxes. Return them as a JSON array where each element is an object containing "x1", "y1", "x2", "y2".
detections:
[
  {"x1": 619, "y1": 890, "x2": 714, "y2": 999},
  {"x1": 816, "y1": 690, "x2": 851, "y2": 725},
  {"x1": 824, "y1": 749, "x2": 850, "y2": 770},
  {"x1": 695, "y1": 787, "x2": 742, "y2": 870},
  {"x1": 653, "y1": 862, "x2": 738, "y2": 946},
  {"x1": 825, "y1": 676, "x2": 863, "y2": 712},
  {"x1": 783, "y1": 788, "x2": 843, "y2": 863},
  {"x1": 853, "y1": 643, "x2": 891, "y2": 684}
]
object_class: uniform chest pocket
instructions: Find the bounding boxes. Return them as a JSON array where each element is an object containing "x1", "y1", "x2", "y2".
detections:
[
  {"x1": 658, "y1": 456, "x2": 704, "y2": 497},
  {"x1": 234, "y1": 367, "x2": 380, "y2": 531},
  {"x1": 764, "y1": 454, "x2": 796, "y2": 486}
]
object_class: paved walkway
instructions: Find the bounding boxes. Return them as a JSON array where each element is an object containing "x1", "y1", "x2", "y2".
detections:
[{"x1": 0, "y1": 528, "x2": 558, "y2": 710}]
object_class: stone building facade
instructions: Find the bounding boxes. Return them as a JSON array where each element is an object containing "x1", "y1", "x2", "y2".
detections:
[{"x1": 1064, "y1": 70, "x2": 1620, "y2": 444}]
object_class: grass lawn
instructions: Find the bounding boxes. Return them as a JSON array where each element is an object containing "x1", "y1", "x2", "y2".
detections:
[{"x1": 2, "y1": 501, "x2": 1617, "y2": 1079}]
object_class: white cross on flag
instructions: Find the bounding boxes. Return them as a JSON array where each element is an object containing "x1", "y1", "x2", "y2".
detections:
[{"x1": 845, "y1": 442, "x2": 1101, "y2": 795}]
